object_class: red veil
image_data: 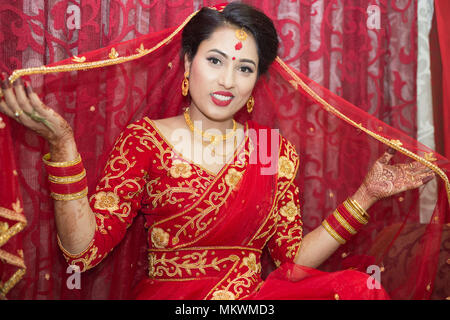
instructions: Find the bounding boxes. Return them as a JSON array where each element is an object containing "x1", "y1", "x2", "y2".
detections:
[{"x1": 1, "y1": 3, "x2": 449, "y2": 299}]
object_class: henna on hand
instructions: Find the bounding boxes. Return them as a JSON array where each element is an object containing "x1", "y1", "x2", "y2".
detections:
[{"x1": 356, "y1": 148, "x2": 436, "y2": 206}]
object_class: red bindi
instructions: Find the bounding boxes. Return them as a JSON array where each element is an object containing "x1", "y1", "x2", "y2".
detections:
[
  {"x1": 235, "y1": 42, "x2": 242, "y2": 51},
  {"x1": 232, "y1": 57, "x2": 236, "y2": 60}
]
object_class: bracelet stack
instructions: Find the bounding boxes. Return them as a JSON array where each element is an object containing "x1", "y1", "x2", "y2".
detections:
[
  {"x1": 322, "y1": 198, "x2": 370, "y2": 245},
  {"x1": 43, "y1": 153, "x2": 88, "y2": 201}
]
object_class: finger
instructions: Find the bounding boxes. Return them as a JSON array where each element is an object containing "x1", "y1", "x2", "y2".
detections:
[
  {"x1": 13, "y1": 78, "x2": 35, "y2": 115},
  {"x1": 26, "y1": 83, "x2": 53, "y2": 116},
  {"x1": 407, "y1": 172, "x2": 435, "y2": 190},
  {"x1": 0, "y1": 98, "x2": 15, "y2": 118},
  {"x1": 402, "y1": 161, "x2": 431, "y2": 175},
  {"x1": 378, "y1": 148, "x2": 396, "y2": 165},
  {"x1": 1, "y1": 72, "x2": 27, "y2": 122},
  {"x1": 421, "y1": 174, "x2": 435, "y2": 185}
]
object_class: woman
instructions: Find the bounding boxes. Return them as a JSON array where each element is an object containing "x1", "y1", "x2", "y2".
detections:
[{"x1": 0, "y1": 3, "x2": 445, "y2": 300}]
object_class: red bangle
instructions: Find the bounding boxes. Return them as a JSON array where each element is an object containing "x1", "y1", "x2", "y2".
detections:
[
  {"x1": 336, "y1": 204, "x2": 365, "y2": 230},
  {"x1": 322, "y1": 199, "x2": 369, "y2": 245},
  {"x1": 43, "y1": 153, "x2": 84, "y2": 177},
  {"x1": 48, "y1": 178, "x2": 87, "y2": 195}
]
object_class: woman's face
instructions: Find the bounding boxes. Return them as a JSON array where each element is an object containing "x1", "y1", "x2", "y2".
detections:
[{"x1": 185, "y1": 25, "x2": 259, "y2": 121}]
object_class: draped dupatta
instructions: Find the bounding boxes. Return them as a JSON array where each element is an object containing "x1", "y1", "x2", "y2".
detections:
[{"x1": 1, "y1": 3, "x2": 449, "y2": 299}]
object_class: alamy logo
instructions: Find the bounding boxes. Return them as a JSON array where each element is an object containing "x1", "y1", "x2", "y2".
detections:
[
  {"x1": 366, "y1": 265, "x2": 381, "y2": 289},
  {"x1": 367, "y1": 5, "x2": 381, "y2": 30},
  {"x1": 66, "y1": 4, "x2": 81, "y2": 30},
  {"x1": 66, "y1": 265, "x2": 81, "y2": 289}
]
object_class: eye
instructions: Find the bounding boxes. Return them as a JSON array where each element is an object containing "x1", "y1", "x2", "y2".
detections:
[
  {"x1": 239, "y1": 65, "x2": 254, "y2": 74},
  {"x1": 207, "y1": 57, "x2": 221, "y2": 65}
]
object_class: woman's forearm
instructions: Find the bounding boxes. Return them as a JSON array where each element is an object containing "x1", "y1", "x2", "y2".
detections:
[
  {"x1": 49, "y1": 138, "x2": 96, "y2": 255},
  {"x1": 294, "y1": 224, "x2": 341, "y2": 268},
  {"x1": 294, "y1": 190, "x2": 372, "y2": 268}
]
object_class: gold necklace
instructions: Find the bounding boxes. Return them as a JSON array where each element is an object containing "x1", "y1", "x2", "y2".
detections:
[{"x1": 183, "y1": 107, "x2": 237, "y2": 145}]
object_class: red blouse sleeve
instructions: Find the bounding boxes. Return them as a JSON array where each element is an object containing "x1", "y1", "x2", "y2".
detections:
[
  {"x1": 266, "y1": 136, "x2": 303, "y2": 267},
  {"x1": 58, "y1": 119, "x2": 152, "y2": 272}
]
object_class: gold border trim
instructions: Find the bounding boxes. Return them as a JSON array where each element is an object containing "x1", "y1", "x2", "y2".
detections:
[
  {"x1": 0, "y1": 207, "x2": 27, "y2": 224},
  {"x1": 276, "y1": 57, "x2": 450, "y2": 208},
  {"x1": 8, "y1": 10, "x2": 200, "y2": 84},
  {"x1": 0, "y1": 206, "x2": 27, "y2": 299}
]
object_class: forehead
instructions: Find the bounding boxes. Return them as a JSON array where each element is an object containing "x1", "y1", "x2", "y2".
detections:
[{"x1": 197, "y1": 25, "x2": 259, "y2": 60}]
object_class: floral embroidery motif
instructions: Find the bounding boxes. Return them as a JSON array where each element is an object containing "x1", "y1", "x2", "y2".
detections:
[
  {"x1": 211, "y1": 290, "x2": 236, "y2": 300},
  {"x1": 279, "y1": 200, "x2": 299, "y2": 222},
  {"x1": 93, "y1": 191, "x2": 120, "y2": 213},
  {"x1": 242, "y1": 253, "x2": 261, "y2": 273},
  {"x1": 278, "y1": 156, "x2": 295, "y2": 179},
  {"x1": 225, "y1": 168, "x2": 243, "y2": 188},
  {"x1": 169, "y1": 160, "x2": 193, "y2": 178},
  {"x1": 151, "y1": 227, "x2": 170, "y2": 248}
]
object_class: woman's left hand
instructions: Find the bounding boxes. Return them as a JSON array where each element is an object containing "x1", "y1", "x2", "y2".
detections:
[{"x1": 353, "y1": 148, "x2": 436, "y2": 209}]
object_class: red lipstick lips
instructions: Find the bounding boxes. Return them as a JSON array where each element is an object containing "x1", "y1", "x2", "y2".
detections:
[{"x1": 211, "y1": 91, "x2": 234, "y2": 107}]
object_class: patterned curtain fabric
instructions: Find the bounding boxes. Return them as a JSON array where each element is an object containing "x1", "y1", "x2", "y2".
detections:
[{"x1": 0, "y1": 1, "x2": 447, "y2": 300}]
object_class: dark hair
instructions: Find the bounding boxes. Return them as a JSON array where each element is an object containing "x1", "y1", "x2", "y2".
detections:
[{"x1": 182, "y1": 2, "x2": 279, "y2": 76}]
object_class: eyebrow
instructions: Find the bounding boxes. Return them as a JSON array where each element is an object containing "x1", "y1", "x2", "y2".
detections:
[{"x1": 208, "y1": 49, "x2": 257, "y2": 67}]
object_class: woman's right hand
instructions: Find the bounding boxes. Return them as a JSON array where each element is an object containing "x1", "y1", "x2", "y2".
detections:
[{"x1": 0, "y1": 72, "x2": 75, "y2": 153}]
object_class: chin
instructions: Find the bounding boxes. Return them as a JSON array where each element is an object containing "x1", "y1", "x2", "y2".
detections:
[{"x1": 202, "y1": 105, "x2": 240, "y2": 121}]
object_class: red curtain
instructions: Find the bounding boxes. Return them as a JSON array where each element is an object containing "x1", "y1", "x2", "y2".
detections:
[
  {"x1": 432, "y1": 0, "x2": 450, "y2": 159},
  {"x1": 0, "y1": 1, "x2": 438, "y2": 299}
]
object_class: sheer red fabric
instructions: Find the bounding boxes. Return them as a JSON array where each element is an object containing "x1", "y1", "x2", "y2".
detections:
[
  {"x1": 0, "y1": 1, "x2": 449, "y2": 300},
  {"x1": 434, "y1": 0, "x2": 450, "y2": 158}
]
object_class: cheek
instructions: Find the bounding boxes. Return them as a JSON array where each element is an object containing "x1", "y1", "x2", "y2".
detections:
[
  {"x1": 190, "y1": 61, "x2": 215, "y2": 87},
  {"x1": 236, "y1": 77, "x2": 257, "y2": 96}
]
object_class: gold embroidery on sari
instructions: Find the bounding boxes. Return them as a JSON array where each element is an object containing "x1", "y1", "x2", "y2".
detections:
[
  {"x1": 279, "y1": 199, "x2": 299, "y2": 222},
  {"x1": 70, "y1": 245, "x2": 100, "y2": 272},
  {"x1": 169, "y1": 160, "x2": 193, "y2": 178},
  {"x1": 205, "y1": 251, "x2": 262, "y2": 300},
  {"x1": 151, "y1": 228, "x2": 170, "y2": 248},
  {"x1": 152, "y1": 133, "x2": 251, "y2": 248},
  {"x1": 278, "y1": 155, "x2": 295, "y2": 180},
  {"x1": 93, "y1": 191, "x2": 120, "y2": 213},
  {"x1": 224, "y1": 168, "x2": 243, "y2": 188},
  {"x1": 148, "y1": 247, "x2": 252, "y2": 279},
  {"x1": 249, "y1": 137, "x2": 299, "y2": 245},
  {"x1": 211, "y1": 290, "x2": 236, "y2": 300}
]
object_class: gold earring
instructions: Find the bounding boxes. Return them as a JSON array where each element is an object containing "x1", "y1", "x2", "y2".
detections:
[
  {"x1": 246, "y1": 96, "x2": 254, "y2": 113},
  {"x1": 182, "y1": 72, "x2": 189, "y2": 96}
]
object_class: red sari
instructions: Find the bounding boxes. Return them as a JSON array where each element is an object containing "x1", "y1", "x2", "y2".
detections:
[{"x1": 58, "y1": 118, "x2": 389, "y2": 300}]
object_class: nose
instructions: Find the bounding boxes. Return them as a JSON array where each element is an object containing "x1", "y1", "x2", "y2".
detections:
[{"x1": 218, "y1": 65, "x2": 234, "y2": 89}]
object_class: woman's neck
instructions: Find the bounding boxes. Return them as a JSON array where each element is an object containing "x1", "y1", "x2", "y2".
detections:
[{"x1": 187, "y1": 105, "x2": 236, "y2": 134}]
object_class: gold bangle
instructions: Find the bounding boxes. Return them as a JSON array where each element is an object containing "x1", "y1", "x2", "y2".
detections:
[
  {"x1": 48, "y1": 169, "x2": 86, "y2": 184},
  {"x1": 347, "y1": 198, "x2": 370, "y2": 219},
  {"x1": 50, "y1": 187, "x2": 88, "y2": 201},
  {"x1": 321, "y1": 220, "x2": 346, "y2": 245},
  {"x1": 57, "y1": 234, "x2": 94, "y2": 259},
  {"x1": 343, "y1": 200, "x2": 368, "y2": 225},
  {"x1": 333, "y1": 209, "x2": 357, "y2": 235},
  {"x1": 43, "y1": 153, "x2": 82, "y2": 167}
]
